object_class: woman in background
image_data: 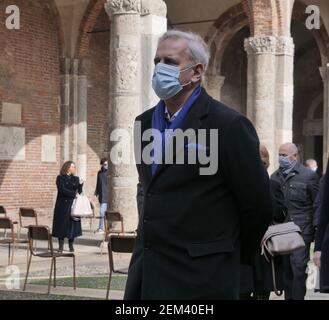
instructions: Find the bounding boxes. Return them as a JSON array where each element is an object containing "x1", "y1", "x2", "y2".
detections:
[
  {"x1": 52, "y1": 161, "x2": 84, "y2": 252},
  {"x1": 240, "y1": 145, "x2": 286, "y2": 300}
]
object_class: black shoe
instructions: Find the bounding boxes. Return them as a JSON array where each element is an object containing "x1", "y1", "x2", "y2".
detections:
[
  {"x1": 69, "y1": 240, "x2": 74, "y2": 252},
  {"x1": 58, "y1": 239, "x2": 64, "y2": 253}
]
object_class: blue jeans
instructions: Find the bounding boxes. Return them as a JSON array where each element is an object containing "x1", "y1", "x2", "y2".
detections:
[{"x1": 99, "y1": 203, "x2": 107, "y2": 230}]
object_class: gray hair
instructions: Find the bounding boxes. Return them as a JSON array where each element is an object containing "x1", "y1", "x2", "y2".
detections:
[
  {"x1": 158, "y1": 30, "x2": 210, "y2": 71},
  {"x1": 281, "y1": 142, "x2": 298, "y2": 156},
  {"x1": 305, "y1": 159, "x2": 317, "y2": 166}
]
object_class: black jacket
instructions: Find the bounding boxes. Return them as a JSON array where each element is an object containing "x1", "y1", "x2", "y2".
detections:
[
  {"x1": 315, "y1": 160, "x2": 329, "y2": 293},
  {"x1": 124, "y1": 88, "x2": 273, "y2": 300},
  {"x1": 95, "y1": 168, "x2": 108, "y2": 204},
  {"x1": 271, "y1": 162, "x2": 319, "y2": 244},
  {"x1": 52, "y1": 175, "x2": 83, "y2": 239}
]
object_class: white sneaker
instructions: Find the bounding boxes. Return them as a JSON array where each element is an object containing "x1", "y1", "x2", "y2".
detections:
[{"x1": 96, "y1": 229, "x2": 105, "y2": 234}]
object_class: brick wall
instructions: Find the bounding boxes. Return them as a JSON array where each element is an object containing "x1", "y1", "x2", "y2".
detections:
[{"x1": 0, "y1": 0, "x2": 61, "y2": 224}]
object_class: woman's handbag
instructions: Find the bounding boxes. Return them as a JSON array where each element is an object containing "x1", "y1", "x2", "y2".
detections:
[
  {"x1": 261, "y1": 221, "x2": 306, "y2": 296},
  {"x1": 71, "y1": 194, "x2": 93, "y2": 220}
]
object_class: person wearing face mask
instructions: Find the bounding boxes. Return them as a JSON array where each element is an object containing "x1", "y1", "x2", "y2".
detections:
[
  {"x1": 271, "y1": 143, "x2": 319, "y2": 300},
  {"x1": 94, "y1": 157, "x2": 109, "y2": 234},
  {"x1": 305, "y1": 159, "x2": 320, "y2": 176},
  {"x1": 124, "y1": 30, "x2": 272, "y2": 300}
]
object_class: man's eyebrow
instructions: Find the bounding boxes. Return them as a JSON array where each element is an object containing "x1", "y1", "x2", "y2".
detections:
[{"x1": 154, "y1": 56, "x2": 179, "y2": 64}]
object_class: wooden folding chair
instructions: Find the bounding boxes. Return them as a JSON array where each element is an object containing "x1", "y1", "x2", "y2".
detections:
[
  {"x1": 106, "y1": 233, "x2": 136, "y2": 300},
  {"x1": 0, "y1": 217, "x2": 28, "y2": 266},
  {"x1": 100, "y1": 211, "x2": 125, "y2": 255},
  {"x1": 23, "y1": 225, "x2": 76, "y2": 295}
]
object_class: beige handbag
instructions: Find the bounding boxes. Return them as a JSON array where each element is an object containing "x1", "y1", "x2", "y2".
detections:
[
  {"x1": 261, "y1": 221, "x2": 306, "y2": 296},
  {"x1": 71, "y1": 194, "x2": 93, "y2": 220}
]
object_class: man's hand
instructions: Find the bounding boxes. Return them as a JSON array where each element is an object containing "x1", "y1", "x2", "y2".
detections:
[{"x1": 313, "y1": 251, "x2": 321, "y2": 268}]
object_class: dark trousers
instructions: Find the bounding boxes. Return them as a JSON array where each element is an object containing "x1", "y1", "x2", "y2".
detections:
[{"x1": 283, "y1": 243, "x2": 311, "y2": 300}]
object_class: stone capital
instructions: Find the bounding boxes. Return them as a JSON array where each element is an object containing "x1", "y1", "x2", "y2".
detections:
[
  {"x1": 244, "y1": 36, "x2": 277, "y2": 55},
  {"x1": 141, "y1": 0, "x2": 167, "y2": 17},
  {"x1": 244, "y1": 36, "x2": 294, "y2": 56},
  {"x1": 105, "y1": 0, "x2": 141, "y2": 17},
  {"x1": 276, "y1": 36, "x2": 294, "y2": 56}
]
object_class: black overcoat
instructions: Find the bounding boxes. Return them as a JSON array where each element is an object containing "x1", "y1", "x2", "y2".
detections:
[
  {"x1": 124, "y1": 88, "x2": 273, "y2": 300},
  {"x1": 315, "y1": 159, "x2": 329, "y2": 293},
  {"x1": 52, "y1": 174, "x2": 83, "y2": 239}
]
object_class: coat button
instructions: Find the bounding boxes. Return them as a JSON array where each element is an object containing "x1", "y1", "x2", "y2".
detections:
[
  {"x1": 145, "y1": 242, "x2": 151, "y2": 249},
  {"x1": 143, "y1": 218, "x2": 149, "y2": 223}
]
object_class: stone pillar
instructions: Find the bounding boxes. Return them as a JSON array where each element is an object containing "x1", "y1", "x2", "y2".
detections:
[
  {"x1": 60, "y1": 58, "x2": 71, "y2": 165},
  {"x1": 70, "y1": 59, "x2": 79, "y2": 166},
  {"x1": 320, "y1": 64, "x2": 329, "y2": 171},
  {"x1": 140, "y1": 0, "x2": 167, "y2": 111},
  {"x1": 105, "y1": 0, "x2": 141, "y2": 231},
  {"x1": 77, "y1": 59, "x2": 89, "y2": 181},
  {"x1": 59, "y1": 57, "x2": 89, "y2": 180},
  {"x1": 204, "y1": 74, "x2": 225, "y2": 101},
  {"x1": 245, "y1": 37, "x2": 277, "y2": 173},
  {"x1": 275, "y1": 37, "x2": 294, "y2": 160}
]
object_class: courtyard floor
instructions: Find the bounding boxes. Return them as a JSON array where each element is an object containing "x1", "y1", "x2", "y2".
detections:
[{"x1": 0, "y1": 228, "x2": 329, "y2": 300}]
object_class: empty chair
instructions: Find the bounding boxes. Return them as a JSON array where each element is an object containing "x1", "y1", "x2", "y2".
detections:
[
  {"x1": 0, "y1": 206, "x2": 7, "y2": 237},
  {"x1": 23, "y1": 225, "x2": 76, "y2": 295},
  {"x1": 106, "y1": 233, "x2": 136, "y2": 300},
  {"x1": 0, "y1": 217, "x2": 28, "y2": 265},
  {"x1": 105, "y1": 211, "x2": 124, "y2": 234},
  {"x1": 19, "y1": 208, "x2": 38, "y2": 229},
  {"x1": 100, "y1": 211, "x2": 125, "y2": 255},
  {"x1": 0, "y1": 206, "x2": 7, "y2": 216}
]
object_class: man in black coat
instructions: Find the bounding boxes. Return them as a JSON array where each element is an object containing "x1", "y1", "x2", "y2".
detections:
[
  {"x1": 314, "y1": 159, "x2": 329, "y2": 293},
  {"x1": 124, "y1": 30, "x2": 273, "y2": 300},
  {"x1": 271, "y1": 143, "x2": 319, "y2": 300},
  {"x1": 94, "y1": 157, "x2": 108, "y2": 233}
]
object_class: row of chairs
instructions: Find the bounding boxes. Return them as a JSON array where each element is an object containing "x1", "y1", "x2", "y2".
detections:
[
  {"x1": 0, "y1": 205, "x2": 136, "y2": 299},
  {"x1": 21, "y1": 225, "x2": 136, "y2": 298},
  {"x1": 0, "y1": 206, "x2": 38, "y2": 265}
]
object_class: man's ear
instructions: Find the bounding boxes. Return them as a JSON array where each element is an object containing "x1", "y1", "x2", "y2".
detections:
[{"x1": 191, "y1": 64, "x2": 204, "y2": 83}]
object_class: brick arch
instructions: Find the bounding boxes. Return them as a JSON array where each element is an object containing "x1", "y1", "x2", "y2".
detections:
[
  {"x1": 49, "y1": 0, "x2": 65, "y2": 58},
  {"x1": 75, "y1": 0, "x2": 109, "y2": 58},
  {"x1": 292, "y1": 0, "x2": 329, "y2": 65},
  {"x1": 244, "y1": 0, "x2": 280, "y2": 37},
  {"x1": 205, "y1": 2, "x2": 249, "y2": 75}
]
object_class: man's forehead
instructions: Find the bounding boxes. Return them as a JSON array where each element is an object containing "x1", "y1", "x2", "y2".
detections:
[{"x1": 156, "y1": 38, "x2": 189, "y2": 56}]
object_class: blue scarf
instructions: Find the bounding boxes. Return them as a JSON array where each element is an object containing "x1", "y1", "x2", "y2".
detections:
[{"x1": 151, "y1": 86, "x2": 202, "y2": 175}]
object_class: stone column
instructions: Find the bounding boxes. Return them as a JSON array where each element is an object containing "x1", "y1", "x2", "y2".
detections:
[
  {"x1": 275, "y1": 37, "x2": 294, "y2": 159},
  {"x1": 77, "y1": 59, "x2": 89, "y2": 181},
  {"x1": 105, "y1": 0, "x2": 141, "y2": 231},
  {"x1": 69, "y1": 59, "x2": 79, "y2": 166},
  {"x1": 60, "y1": 58, "x2": 71, "y2": 165},
  {"x1": 140, "y1": 0, "x2": 167, "y2": 111},
  {"x1": 320, "y1": 64, "x2": 329, "y2": 171},
  {"x1": 245, "y1": 37, "x2": 277, "y2": 173},
  {"x1": 204, "y1": 74, "x2": 225, "y2": 101}
]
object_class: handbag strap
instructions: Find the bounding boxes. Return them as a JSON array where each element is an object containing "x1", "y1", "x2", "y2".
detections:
[{"x1": 271, "y1": 258, "x2": 283, "y2": 297}]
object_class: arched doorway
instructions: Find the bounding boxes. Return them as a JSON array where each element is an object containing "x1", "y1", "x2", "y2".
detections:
[
  {"x1": 220, "y1": 26, "x2": 250, "y2": 115},
  {"x1": 292, "y1": 20, "x2": 324, "y2": 171}
]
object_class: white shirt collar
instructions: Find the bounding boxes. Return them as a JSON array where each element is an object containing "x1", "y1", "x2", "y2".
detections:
[{"x1": 164, "y1": 106, "x2": 183, "y2": 122}]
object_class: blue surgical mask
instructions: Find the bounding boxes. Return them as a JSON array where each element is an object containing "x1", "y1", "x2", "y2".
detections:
[
  {"x1": 152, "y1": 63, "x2": 196, "y2": 100},
  {"x1": 279, "y1": 155, "x2": 293, "y2": 169}
]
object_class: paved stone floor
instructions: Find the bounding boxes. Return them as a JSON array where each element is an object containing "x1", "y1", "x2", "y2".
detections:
[{"x1": 1, "y1": 229, "x2": 329, "y2": 300}]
